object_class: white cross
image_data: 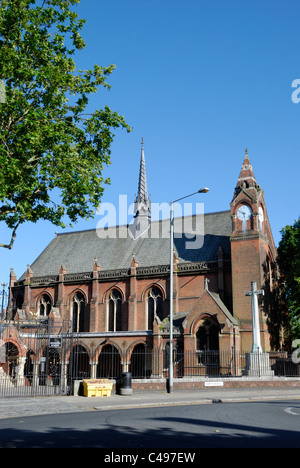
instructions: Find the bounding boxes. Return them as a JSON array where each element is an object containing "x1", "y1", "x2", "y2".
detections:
[{"x1": 245, "y1": 282, "x2": 264, "y2": 353}]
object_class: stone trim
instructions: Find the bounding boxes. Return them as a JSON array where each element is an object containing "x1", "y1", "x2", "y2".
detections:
[{"x1": 13, "y1": 260, "x2": 230, "y2": 287}]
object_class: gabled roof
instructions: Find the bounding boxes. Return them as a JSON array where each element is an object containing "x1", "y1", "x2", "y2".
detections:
[
  {"x1": 181, "y1": 287, "x2": 239, "y2": 333},
  {"x1": 19, "y1": 210, "x2": 232, "y2": 279},
  {"x1": 207, "y1": 290, "x2": 238, "y2": 325}
]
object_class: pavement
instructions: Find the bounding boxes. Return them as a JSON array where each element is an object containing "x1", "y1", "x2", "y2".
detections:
[{"x1": 1, "y1": 386, "x2": 300, "y2": 420}]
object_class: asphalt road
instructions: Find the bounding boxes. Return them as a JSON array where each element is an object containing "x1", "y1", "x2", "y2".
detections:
[{"x1": 0, "y1": 399, "x2": 300, "y2": 449}]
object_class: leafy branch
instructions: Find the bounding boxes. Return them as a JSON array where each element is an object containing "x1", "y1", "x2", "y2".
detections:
[{"x1": 0, "y1": 0, "x2": 131, "y2": 249}]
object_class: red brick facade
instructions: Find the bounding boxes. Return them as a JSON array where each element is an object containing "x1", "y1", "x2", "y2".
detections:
[
  {"x1": 230, "y1": 149, "x2": 277, "y2": 352},
  {"x1": 4, "y1": 150, "x2": 280, "y2": 384}
]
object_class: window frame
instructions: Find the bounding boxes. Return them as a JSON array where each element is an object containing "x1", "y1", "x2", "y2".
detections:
[
  {"x1": 146, "y1": 286, "x2": 163, "y2": 330},
  {"x1": 38, "y1": 293, "x2": 52, "y2": 317},
  {"x1": 72, "y1": 291, "x2": 86, "y2": 333},
  {"x1": 107, "y1": 289, "x2": 123, "y2": 332}
]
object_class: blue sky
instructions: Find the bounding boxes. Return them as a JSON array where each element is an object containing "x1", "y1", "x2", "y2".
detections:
[{"x1": 1, "y1": 0, "x2": 300, "y2": 290}]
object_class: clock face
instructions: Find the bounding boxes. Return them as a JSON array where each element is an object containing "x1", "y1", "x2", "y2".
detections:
[{"x1": 237, "y1": 205, "x2": 252, "y2": 221}]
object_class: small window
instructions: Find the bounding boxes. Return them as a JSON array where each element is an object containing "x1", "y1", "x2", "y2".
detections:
[{"x1": 39, "y1": 294, "x2": 52, "y2": 317}]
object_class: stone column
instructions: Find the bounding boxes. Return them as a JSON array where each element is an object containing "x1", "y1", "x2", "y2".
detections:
[{"x1": 244, "y1": 282, "x2": 274, "y2": 377}]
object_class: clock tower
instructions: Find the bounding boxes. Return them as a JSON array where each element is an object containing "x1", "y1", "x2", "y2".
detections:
[{"x1": 230, "y1": 149, "x2": 277, "y2": 352}]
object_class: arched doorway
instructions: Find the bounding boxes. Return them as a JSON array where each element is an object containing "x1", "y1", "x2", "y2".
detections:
[
  {"x1": 196, "y1": 318, "x2": 220, "y2": 376},
  {"x1": 97, "y1": 345, "x2": 121, "y2": 379},
  {"x1": 130, "y1": 343, "x2": 152, "y2": 378},
  {"x1": 4, "y1": 342, "x2": 19, "y2": 379},
  {"x1": 196, "y1": 323, "x2": 219, "y2": 352},
  {"x1": 68, "y1": 345, "x2": 90, "y2": 382}
]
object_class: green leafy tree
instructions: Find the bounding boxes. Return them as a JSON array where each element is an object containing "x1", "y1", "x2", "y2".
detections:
[
  {"x1": 277, "y1": 218, "x2": 300, "y2": 341},
  {"x1": 0, "y1": 0, "x2": 131, "y2": 249}
]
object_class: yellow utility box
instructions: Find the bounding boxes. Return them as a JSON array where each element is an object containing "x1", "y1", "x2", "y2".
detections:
[{"x1": 82, "y1": 379, "x2": 113, "y2": 397}]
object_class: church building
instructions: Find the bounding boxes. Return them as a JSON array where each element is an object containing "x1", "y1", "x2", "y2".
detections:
[{"x1": 5, "y1": 145, "x2": 279, "y2": 385}]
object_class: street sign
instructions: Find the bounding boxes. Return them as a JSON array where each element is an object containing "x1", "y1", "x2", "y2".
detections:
[{"x1": 49, "y1": 337, "x2": 62, "y2": 348}]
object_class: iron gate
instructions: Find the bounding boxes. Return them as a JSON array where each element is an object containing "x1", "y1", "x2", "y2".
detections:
[{"x1": 0, "y1": 320, "x2": 78, "y2": 397}]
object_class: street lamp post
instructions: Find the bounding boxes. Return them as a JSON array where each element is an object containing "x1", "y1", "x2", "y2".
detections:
[{"x1": 169, "y1": 188, "x2": 209, "y2": 393}]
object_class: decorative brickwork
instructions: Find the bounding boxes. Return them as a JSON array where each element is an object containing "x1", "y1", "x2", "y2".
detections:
[{"x1": 4, "y1": 148, "x2": 281, "y2": 388}]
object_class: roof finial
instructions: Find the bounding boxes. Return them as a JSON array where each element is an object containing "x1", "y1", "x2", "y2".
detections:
[{"x1": 141, "y1": 137, "x2": 144, "y2": 150}]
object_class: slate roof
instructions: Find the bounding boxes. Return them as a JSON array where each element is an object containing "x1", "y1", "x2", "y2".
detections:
[{"x1": 21, "y1": 210, "x2": 232, "y2": 279}]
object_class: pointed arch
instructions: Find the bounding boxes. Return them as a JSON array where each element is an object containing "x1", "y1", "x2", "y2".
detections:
[
  {"x1": 141, "y1": 282, "x2": 166, "y2": 302},
  {"x1": 71, "y1": 291, "x2": 86, "y2": 333},
  {"x1": 195, "y1": 316, "x2": 220, "y2": 352},
  {"x1": 68, "y1": 287, "x2": 88, "y2": 304},
  {"x1": 97, "y1": 344, "x2": 121, "y2": 379},
  {"x1": 102, "y1": 285, "x2": 125, "y2": 302},
  {"x1": 68, "y1": 344, "x2": 90, "y2": 381},
  {"x1": 37, "y1": 292, "x2": 52, "y2": 317},
  {"x1": 129, "y1": 342, "x2": 153, "y2": 378},
  {"x1": 144, "y1": 284, "x2": 164, "y2": 330},
  {"x1": 106, "y1": 288, "x2": 123, "y2": 332}
]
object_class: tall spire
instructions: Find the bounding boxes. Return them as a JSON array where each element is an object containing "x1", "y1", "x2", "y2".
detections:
[
  {"x1": 129, "y1": 138, "x2": 151, "y2": 240},
  {"x1": 136, "y1": 137, "x2": 148, "y2": 207},
  {"x1": 233, "y1": 148, "x2": 258, "y2": 198},
  {"x1": 134, "y1": 137, "x2": 151, "y2": 215},
  {"x1": 238, "y1": 149, "x2": 257, "y2": 186}
]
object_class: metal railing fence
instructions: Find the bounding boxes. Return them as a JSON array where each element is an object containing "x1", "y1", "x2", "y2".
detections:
[
  {"x1": 88, "y1": 348, "x2": 300, "y2": 380},
  {"x1": 0, "y1": 322, "x2": 299, "y2": 397}
]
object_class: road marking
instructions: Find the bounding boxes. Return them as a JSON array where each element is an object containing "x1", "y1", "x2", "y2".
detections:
[{"x1": 284, "y1": 407, "x2": 300, "y2": 416}]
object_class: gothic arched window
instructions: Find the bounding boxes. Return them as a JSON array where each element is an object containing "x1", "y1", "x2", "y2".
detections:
[
  {"x1": 196, "y1": 319, "x2": 219, "y2": 352},
  {"x1": 39, "y1": 294, "x2": 52, "y2": 317},
  {"x1": 107, "y1": 289, "x2": 122, "y2": 332},
  {"x1": 147, "y1": 286, "x2": 163, "y2": 330},
  {"x1": 72, "y1": 292, "x2": 85, "y2": 333}
]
